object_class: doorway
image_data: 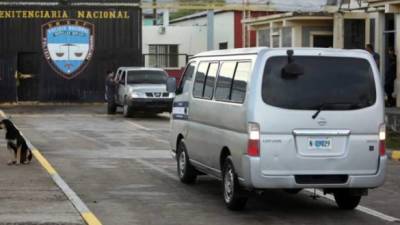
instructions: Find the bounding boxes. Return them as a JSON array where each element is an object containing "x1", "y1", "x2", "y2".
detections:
[
  {"x1": 312, "y1": 35, "x2": 334, "y2": 48},
  {"x1": 16, "y1": 52, "x2": 40, "y2": 101},
  {"x1": 344, "y1": 19, "x2": 366, "y2": 49}
]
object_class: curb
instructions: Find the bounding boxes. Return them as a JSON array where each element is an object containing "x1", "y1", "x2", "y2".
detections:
[{"x1": 390, "y1": 150, "x2": 400, "y2": 161}]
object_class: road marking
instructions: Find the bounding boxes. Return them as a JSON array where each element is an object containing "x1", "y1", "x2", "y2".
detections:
[
  {"x1": 31, "y1": 149, "x2": 57, "y2": 175},
  {"x1": 82, "y1": 212, "x2": 102, "y2": 225},
  {"x1": 135, "y1": 158, "x2": 178, "y2": 181},
  {"x1": 304, "y1": 189, "x2": 400, "y2": 222},
  {"x1": 127, "y1": 121, "x2": 170, "y2": 144},
  {"x1": 136, "y1": 157, "x2": 400, "y2": 223},
  {"x1": 24, "y1": 136, "x2": 103, "y2": 225}
]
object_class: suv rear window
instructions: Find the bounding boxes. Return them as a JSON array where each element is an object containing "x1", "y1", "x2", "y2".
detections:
[{"x1": 262, "y1": 56, "x2": 376, "y2": 110}]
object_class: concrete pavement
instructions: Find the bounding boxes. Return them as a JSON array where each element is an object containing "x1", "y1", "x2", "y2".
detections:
[
  {"x1": 0, "y1": 140, "x2": 84, "y2": 225},
  {"x1": 1, "y1": 105, "x2": 400, "y2": 225}
]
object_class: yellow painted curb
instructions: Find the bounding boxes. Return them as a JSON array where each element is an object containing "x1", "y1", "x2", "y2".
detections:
[
  {"x1": 82, "y1": 212, "x2": 103, "y2": 225},
  {"x1": 392, "y1": 151, "x2": 400, "y2": 161},
  {"x1": 31, "y1": 149, "x2": 57, "y2": 175}
]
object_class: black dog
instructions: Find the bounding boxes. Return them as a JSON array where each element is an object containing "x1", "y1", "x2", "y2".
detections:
[{"x1": 0, "y1": 119, "x2": 33, "y2": 165}]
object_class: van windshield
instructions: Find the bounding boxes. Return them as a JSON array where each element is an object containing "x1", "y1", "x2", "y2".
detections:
[
  {"x1": 262, "y1": 56, "x2": 376, "y2": 110},
  {"x1": 127, "y1": 70, "x2": 167, "y2": 84}
]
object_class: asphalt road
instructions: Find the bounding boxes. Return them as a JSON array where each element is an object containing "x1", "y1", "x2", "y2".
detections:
[{"x1": 3, "y1": 105, "x2": 400, "y2": 225}]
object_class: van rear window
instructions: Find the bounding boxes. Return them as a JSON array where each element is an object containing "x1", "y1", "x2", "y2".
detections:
[{"x1": 262, "y1": 56, "x2": 376, "y2": 110}]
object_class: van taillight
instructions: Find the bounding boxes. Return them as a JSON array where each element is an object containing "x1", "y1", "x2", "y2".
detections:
[
  {"x1": 248, "y1": 123, "x2": 260, "y2": 157},
  {"x1": 379, "y1": 124, "x2": 386, "y2": 156}
]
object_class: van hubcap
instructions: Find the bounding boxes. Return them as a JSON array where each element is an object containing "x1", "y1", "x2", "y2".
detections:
[
  {"x1": 179, "y1": 151, "x2": 186, "y2": 177},
  {"x1": 224, "y1": 167, "x2": 234, "y2": 203}
]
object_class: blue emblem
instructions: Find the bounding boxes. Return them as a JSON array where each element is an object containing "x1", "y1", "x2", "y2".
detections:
[{"x1": 42, "y1": 20, "x2": 95, "y2": 79}]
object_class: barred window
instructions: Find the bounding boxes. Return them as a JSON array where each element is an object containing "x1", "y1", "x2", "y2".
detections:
[{"x1": 149, "y1": 45, "x2": 178, "y2": 68}]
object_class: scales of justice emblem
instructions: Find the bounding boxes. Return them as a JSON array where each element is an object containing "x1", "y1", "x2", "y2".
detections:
[{"x1": 42, "y1": 19, "x2": 95, "y2": 79}]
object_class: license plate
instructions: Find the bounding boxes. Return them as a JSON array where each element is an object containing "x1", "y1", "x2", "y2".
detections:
[{"x1": 308, "y1": 138, "x2": 332, "y2": 150}]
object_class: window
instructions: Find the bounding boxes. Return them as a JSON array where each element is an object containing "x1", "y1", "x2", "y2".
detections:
[
  {"x1": 262, "y1": 56, "x2": 376, "y2": 110},
  {"x1": 149, "y1": 45, "x2": 178, "y2": 68},
  {"x1": 219, "y1": 42, "x2": 228, "y2": 50},
  {"x1": 177, "y1": 62, "x2": 195, "y2": 94},
  {"x1": 127, "y1": 70, "x2": 167, "y2": 84},
  {"x1": 231, "y1": 62, "x2": 251, "y2": 103},
  {"x1": 203, "y1": 63, "x2": 219, "y2": 99},
  {"x1": 215, "y1": 62, "x2": 236, "y2": 101},
  {"x1": 193, "y1": 62, "x2": 209, "y2": 98}
]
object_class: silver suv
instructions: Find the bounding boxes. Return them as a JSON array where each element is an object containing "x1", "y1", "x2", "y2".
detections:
[{"x1": 110, "y1": 67, "x2": 175, "y2": 117}]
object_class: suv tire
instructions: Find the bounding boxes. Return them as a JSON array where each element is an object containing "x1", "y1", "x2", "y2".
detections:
[
  {"x1": 107, "y1": 103, "x2": 117, "y2": 115},
  {"x1": 123, "y1": 104, "x2": 133, "y2": 117}
]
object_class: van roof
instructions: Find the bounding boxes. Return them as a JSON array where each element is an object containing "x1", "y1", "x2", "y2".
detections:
[{"x1": 192, "y1": 47, "x2": 371, "y2": 59}]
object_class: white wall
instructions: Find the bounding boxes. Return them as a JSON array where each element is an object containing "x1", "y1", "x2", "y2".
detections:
[
  {"x1": 143, "y1": 26, "x2": 207, "y2": 68},
  {"x1": 171, "y1": 11, "x2": 236, "y2": 50}
]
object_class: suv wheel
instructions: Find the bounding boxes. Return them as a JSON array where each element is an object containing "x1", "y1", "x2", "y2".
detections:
[
  {"x1": 176, "y1": 140, "x2": 197, "y2": 184},
  {"x1": 222, "y1": 156, "x2": 248, "y2": 210},
  {"x1": 123, "y1": 104, "x2": 132, "y2": 117},
  {"x1": 334, "y1": 190, "x2": 362, "y2": 210},
  {"x1": 107, "y1": 102, "x2": 117, "y2": 115}
]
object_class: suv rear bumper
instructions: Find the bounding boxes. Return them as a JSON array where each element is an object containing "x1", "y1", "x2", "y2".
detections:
[
  {"x1": 128, "y1": 98, "x2": 173, "y2": 111},
  {"x1": 239, "y1": 155, "x2": 387, "y2": 189}
]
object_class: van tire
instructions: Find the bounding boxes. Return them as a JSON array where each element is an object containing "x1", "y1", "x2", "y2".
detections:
[
  {"x1": 334, "y1": 190, "x2": 361, "y2": 210},
  {"x1": 177, "y1": 140, "x2": 197, "y2": 184},
  {"x1": 222, "y1": 156, "x2": 248, "y2": 210}
]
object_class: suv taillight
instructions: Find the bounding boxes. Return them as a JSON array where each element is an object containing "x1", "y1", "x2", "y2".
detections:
[
  {"x1": 379, "y1": 124, "x2": 386, "y2": 156},
  {"x1": 248, "y1": 123, "x2": 260, "y2": 157}
]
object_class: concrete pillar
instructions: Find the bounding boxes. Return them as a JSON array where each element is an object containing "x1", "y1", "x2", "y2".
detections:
[
  {"x1": 292, "y1": 25, "x2": 302, "y2": 47},
  {"x1": 163, "y1": 10, "x2": 169, "y2": 26},
  {"x1": 207, "y1": 10, "x2": 214, "y2": 51},
  {"x1": 395, "y1": 14, "x2": 400, "y2": 106},
  {"x1": 333, "y1": 13, "x2": 344, "y2": 49}
]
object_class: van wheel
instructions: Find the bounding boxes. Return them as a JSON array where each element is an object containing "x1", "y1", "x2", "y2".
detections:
[
  {"x1": 222, "y1": 156, "x2": 248, "y2": 210},
  {"x1": 177, "y1": 140, "x2": 197, "y2": 184},
  {"x1": 123, "y1": 104, "x2": 133, "y2": 117},
  {"x1": 334, "y1": 190, "x2": 361, "y2": 210}
]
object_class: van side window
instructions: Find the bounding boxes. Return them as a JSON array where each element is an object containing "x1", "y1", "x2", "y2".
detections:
[
  {"x1": 177, "y1": 62, "x2": 195, "y2": 94},
  {"x1": 203, "y1": 62, "x2": 219, "y2": 99},
  {"x1": 193, "y1": 62, "x2": 209, "y2": 98},
  {"x1": 231, "y1": 62, "x2": 251, "y2": 103},
  {"x1": 215, "y1": 62, "x2": 237, "y2": 101}
]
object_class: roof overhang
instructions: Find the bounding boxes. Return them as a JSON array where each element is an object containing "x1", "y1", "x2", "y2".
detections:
[
  {"x1": 367, "y1": 0, "x2": 400, "y2": 12},
  {"x1": 243, "y1": 12, "x2": 333, "y2": 27}
]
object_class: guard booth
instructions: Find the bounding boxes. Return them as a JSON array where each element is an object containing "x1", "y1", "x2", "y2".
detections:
[{"x1": 0, "y1": 0, "x2": 142, "y2": 102}]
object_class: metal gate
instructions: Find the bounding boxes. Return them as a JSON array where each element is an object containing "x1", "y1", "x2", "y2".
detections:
[{"x1": 0, "y1": 56, "x2": 17, "y2": 102}]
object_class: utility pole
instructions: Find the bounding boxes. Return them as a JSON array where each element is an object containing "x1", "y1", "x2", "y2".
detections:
[
  {"x1": 207, "y1": 10, "x2": 214, "y2": 50},
  {"x1": 153, "y1": 0, "x2": 157, "y2": 25}
]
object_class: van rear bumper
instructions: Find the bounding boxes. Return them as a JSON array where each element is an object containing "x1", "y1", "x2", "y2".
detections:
[{"x1": 239, "y1": 155, "x2": 387, "y2": 189}]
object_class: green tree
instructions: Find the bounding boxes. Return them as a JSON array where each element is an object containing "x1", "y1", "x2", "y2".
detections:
[{"x1": 170, "y1": 0, "x2": 226, "y2": 20}]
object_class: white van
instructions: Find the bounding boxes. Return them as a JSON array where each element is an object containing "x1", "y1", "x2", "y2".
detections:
[{"x1": 167, "y1": 48, "x2": 387, "y2": 210}]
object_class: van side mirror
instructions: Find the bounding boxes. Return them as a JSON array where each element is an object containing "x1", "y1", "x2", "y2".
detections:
[{"x1": 166, "y1": 77, "x2": 177, "y2": 93}]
